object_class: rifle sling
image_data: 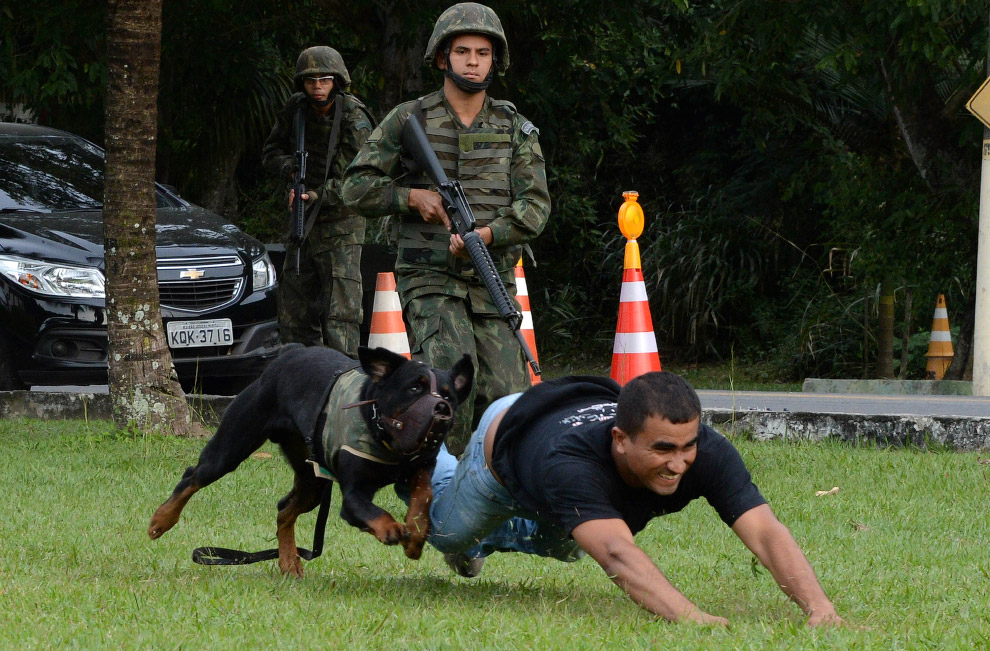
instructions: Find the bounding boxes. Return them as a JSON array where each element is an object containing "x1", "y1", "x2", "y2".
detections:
[{"x1": 303, "y1": 97, "x2": 345, "y2": 238}]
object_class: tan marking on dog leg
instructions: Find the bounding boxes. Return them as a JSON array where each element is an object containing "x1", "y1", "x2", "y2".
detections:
[
  {"x1": 366, "y1": 513, "x2": 406, "y2": 546},
  {"x1": 402, "y1": 468, "x2": 433, "y2": 560},
  {"x1": 148, "y1": 484, "x2": 200, "y2": 539},
  {"x1": 276, "y1": 503, "x2": 304, "y2": 577}
]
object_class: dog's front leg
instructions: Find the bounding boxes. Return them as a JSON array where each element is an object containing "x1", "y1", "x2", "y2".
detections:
[
  {"x1": 340, "y1": 485, "x2": 407, "y2": 546},
  {"x1": 336, "y1": 453, "x2": 407, "y2": 546},
  {"x1": 401, "y1": 464, "x2": 433, "y2": 560}
]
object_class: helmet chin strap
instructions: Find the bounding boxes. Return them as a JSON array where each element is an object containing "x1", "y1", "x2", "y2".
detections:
[
  {"x1": 444, "y1": 52, "x2": 494, "y2": 94},
  {"x1": 308, "y1": 94, "x2": 335, "y2": 108}
]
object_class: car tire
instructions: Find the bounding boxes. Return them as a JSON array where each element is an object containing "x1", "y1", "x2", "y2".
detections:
[{"x1": 0, "y1": 333, "x2": 27, "y2": 390}]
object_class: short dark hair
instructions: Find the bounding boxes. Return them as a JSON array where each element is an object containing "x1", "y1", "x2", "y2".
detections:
[{"x1": 614, "y1": 372, "x2": 701, "y2": 436}]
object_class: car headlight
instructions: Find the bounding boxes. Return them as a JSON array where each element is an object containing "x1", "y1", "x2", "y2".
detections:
[
  {"x1": 252, "y1": 253, "x2": 277, "y2": 291},
  {"x1": 0, "y1": 254, "x2": 105, "y2": 298}
]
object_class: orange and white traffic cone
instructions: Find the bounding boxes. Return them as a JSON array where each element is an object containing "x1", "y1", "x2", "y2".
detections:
[
  {"x1": 924, "y1": 294, "x2": 953, "y2": 380},
  {"x1": 610, "y1": 191, "x2": 661, "y2": 385},
  {"x1": 515, "y1": 257, "x2": 541, "y2": 385},
  {"x1": 367, "y1": 272, "x2": 410, "y2": 359}
]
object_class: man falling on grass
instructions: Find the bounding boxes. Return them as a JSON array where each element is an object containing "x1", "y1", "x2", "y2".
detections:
[{"x1": 425, "y1": 372, "x2": 845, "y2": 626}]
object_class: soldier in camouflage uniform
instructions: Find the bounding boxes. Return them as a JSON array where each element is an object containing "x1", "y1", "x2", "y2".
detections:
[
  {"x1": 342, "y1": 3, "x2": 550, "y2": 455},
  {"x1": 262, "y1": 47, "x2": 375, "y2": 356}
]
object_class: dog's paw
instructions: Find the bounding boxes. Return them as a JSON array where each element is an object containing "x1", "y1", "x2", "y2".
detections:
[
  {"x1": 278, "y1": 554, "x2": 304, "y2": 578},
  {"x1": 402, "y1": 537, "x2": 426, "y2": 560},
  {"x1": 148, "y1": 507, "x2": 178, "y2": 539},
  {"x1": 380, "y1": 521, "x2": 408, "y2": 546}
]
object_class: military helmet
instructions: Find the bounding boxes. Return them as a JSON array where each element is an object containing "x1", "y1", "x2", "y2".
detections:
[
  {"x1": 424, "y1": 3, "x2": 509, "y2": 72},
  {"x1": 294, "y1": 46, "x2": 351, "y2": 91}
]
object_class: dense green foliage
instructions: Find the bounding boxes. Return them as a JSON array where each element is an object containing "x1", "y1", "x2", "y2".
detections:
[
  {"x1": 2, "y1": 418, "x2": 989, "y2": 646},
  {"x1": 3, "y1": 0, "x2": 987, "y2": 378}
]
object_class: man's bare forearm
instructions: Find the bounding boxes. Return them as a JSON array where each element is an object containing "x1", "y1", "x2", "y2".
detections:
[{"x1": 571, "y1": 519, "x2": 727, "y2": 625}]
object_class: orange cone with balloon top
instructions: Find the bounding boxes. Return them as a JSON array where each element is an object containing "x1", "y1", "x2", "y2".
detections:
[
  {"x1": 367, "y1": 272, "x2": 411, "y2": 359},
  {"x1": 610, "y1": 191, "x2": 661, "y2": 385},
  {"x1": 515, "y1": 257, "x2": 541, "y2": 385},
  {"x1": 924, "y1": 294, "x2": 953, "y2": 380}
]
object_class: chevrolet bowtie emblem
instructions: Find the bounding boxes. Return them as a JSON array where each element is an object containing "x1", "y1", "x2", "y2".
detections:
[{"x1": 179, "y1": 268, "x2": 205, "y2": 280}]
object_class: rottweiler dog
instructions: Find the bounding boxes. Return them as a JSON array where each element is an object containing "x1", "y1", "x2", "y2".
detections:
[{"x1": 148, "y1": 345, "x2": 473, "y2": 577}]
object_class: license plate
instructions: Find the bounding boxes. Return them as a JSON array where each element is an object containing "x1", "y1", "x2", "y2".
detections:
[{"x1": 166, "y1": 318, "x2": 233, "y2": 348}]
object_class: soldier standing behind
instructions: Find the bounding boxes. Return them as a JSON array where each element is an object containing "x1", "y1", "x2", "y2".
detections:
[
  {"x1": 263, "y1": 47, "x2": 374, "y2": 355},
  {"x1": 342, "y1": 3, "x2": 551, "y2": 455}
]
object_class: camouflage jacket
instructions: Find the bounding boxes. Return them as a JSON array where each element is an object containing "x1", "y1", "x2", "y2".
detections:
[
  {"x1": 342, "y1": 89, "x2": 550, "y2": 285},
  {"x1": 262, "y1": 92, "x2": 374, "y2": 241}
]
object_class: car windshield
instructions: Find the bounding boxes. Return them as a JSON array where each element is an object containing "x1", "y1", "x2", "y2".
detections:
[{"x1": 0, "y1": 134, "x2": 172, "y2": 213}]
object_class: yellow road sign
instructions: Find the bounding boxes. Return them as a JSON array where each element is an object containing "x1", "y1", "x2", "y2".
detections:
[{"x1": 966, "y1": 77, "x2": 990, "y2": 130}]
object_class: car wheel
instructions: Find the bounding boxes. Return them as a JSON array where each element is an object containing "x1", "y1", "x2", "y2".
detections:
[{"x1": 0, "y1": 334, "x2": 27, "y2": 390}]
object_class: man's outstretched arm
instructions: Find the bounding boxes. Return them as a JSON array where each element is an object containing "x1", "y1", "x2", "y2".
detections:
[
  {"x1": 730, "y1": 504, "x2": 844, "y2": 627},
  {"x1": 571, "y1": 518, "x2": 728, "y2": 626}
]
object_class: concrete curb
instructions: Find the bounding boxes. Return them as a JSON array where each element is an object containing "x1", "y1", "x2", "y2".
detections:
[
  {"x1": 0, "y1": 391, "x2": 235, "y2": 428},
  {"x1": 704, "y1": 409, "x2": 990, "y2": 451},
  {"x1": 4, "y1": 391, "x2": 989, "y2": 451}
]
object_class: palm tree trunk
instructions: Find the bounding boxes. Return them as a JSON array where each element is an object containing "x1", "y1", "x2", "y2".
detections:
[{"x1": 104, "y1": 0, "x2": 196, "y2": 435}]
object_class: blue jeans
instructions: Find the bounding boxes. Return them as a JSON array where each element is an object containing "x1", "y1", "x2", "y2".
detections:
[{"x1": 426, "y1": 393, "x2": 584, "y2": 562}]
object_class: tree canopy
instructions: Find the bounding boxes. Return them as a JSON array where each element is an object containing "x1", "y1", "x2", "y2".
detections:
[{"x1": 3, "y1": 0, "x2": 986, "y2": 379}]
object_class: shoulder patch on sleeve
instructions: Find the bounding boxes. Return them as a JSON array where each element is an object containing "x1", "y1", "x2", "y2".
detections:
[{"x1": 521, "y1": 121, "x2": 539, "y2": 137}]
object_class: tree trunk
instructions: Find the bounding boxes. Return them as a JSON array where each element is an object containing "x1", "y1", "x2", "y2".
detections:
[
  {"x1": 876, "y1": 276, "x2": 895, "y2": 378},
  {"x1": 862, "y1": 293, "x2": 870, "y2": 379},
  {"x1": 898, "y1": 289, "x2": 912, "y2": 379},
  {"x1": 945, "y1": 292, "x2": 975, "y2": 381},
  {"x1": 104, "y1": 0, "x2": 197, "y2": 435},
  {"x1": 377, "y1": 0, "x2": 429, "y2": 113}
]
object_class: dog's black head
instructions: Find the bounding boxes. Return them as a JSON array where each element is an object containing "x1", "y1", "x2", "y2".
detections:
[{"x1": 357, "y1": 347, "x2": 474, "y2": 457}]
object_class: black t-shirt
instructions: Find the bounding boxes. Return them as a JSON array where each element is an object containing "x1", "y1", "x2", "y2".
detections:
[{"x1": 491, "y1": 376, "x2": 767, "y2": 536}]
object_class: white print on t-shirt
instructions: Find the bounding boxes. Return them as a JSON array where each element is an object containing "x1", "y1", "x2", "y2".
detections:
[{"x1": 560, "y1": 402, "x2": 617, "y2": 427}]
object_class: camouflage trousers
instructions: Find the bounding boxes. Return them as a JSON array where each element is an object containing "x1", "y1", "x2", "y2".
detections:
[
  {"x1": 403, "y1": 285, "x2": 531, "y2": 456},
  {"x1": 278, "y1": 235, "x2": 362, "y2": 357}
]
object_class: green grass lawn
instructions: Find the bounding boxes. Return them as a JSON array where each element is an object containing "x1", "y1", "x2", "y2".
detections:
[{"x1": 2, "y1": 418, "x2": 988, "y2": 648}]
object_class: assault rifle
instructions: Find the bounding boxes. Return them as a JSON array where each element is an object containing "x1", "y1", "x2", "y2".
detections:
[
  {"x1": 400, "y1": 116, "x2": 541, "y2": 378},
  {"x1": 290, "y1": 110, "x2": 308, "y2": 274}
]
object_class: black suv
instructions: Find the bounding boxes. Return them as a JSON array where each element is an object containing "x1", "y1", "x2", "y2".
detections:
[{"x1": 0, "y1": 122, "x2": 281, "y2": 392}]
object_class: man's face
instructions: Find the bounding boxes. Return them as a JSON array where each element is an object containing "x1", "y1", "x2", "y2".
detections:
[
  {"x1": 303, "y1": 75, "x2": 334, "y2": 102},
  {"x1": 438, "y1": 34, "x2": 494, "y2": 82},
  {"x1": 612, "y1": 415, "x2": 700, "y2": 495}
]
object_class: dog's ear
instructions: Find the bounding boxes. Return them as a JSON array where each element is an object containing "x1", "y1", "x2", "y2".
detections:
[
  {"x1": 450, "y1": 354, "x2": 474, "y2": 404},
  {"x1": 358, "y1": 346, "x2": 410, "y2": 382}
]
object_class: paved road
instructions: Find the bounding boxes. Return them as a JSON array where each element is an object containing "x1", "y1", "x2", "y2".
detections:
[{"x1": 698, "y1": 390, "x2": 990, "y2": 419}]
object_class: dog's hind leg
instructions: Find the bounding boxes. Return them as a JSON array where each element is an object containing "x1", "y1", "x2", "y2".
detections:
[
  {"x1": 273, "y1": 433, "x2": 326, "y2": 577},
  {"x1": 148, "y1": 383, "x2": 270, "y2": 539}
]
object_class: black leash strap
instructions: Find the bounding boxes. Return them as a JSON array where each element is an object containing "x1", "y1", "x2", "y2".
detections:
[{"x1": 192, "y1": 481, "x2": 333, "y2": 566}]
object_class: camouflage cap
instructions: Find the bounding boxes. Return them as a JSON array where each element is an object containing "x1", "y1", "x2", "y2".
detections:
[
  {"x1": 424, "y1": 2, "x2": 509, "y2": 72},
  {"x1": 295, "y1": 46, "x2": 351, "y2": 90}
]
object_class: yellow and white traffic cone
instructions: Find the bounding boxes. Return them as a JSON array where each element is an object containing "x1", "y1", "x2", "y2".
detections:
[
  {"x1": 610, "y1": 191, "x2": 661, "y2": 385},
  {"x1": 367, "y1": 272, "x2": 410, "y2": 359},
  {"x1": 924, "y1": 294, "x2": 953, "y2": 380},
  {"x1": 515, "y1": 257, "x2": 541, "y2": 385}
]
